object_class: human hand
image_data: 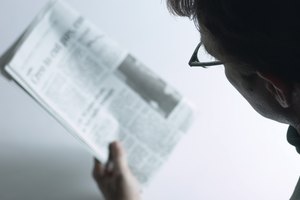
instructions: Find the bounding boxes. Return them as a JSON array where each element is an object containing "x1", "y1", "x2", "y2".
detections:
[{"x1": 93, "y1": 141, "x2": 141, "y2": 200}]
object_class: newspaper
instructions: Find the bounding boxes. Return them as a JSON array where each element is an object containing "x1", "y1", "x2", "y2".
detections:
[{"x1": 2, "y1": 0, "x2": 194, "y2": 184}]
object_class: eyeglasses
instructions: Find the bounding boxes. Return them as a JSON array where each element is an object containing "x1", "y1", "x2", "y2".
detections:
[{"x1": 189, "y1": 42, "x2": 224, "y2": 67}]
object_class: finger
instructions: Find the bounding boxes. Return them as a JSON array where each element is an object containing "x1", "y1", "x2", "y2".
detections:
[
  {"x1": 107, "y1": 142, "x2": 114, "y2": 163},
  {"x1": 93, "y1": 158, "x2": 105, "y2": 179},
  {"x1": 105, "y1": 143, "x2": 114, "y2": 174},
  {"x1": 109, "y1": 141, "x2": 128, "y2": 172}
]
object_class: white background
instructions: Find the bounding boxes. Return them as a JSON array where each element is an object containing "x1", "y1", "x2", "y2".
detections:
[{"x1": 0, "y1": 0, "x2": 300, "y2": 199}]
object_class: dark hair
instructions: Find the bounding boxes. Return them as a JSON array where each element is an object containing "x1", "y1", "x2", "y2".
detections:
[{"x1": 167, "y1": 0, "x2": 300, "y2": 81}]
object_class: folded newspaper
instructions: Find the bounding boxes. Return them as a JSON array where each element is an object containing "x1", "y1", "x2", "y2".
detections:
[{"x1": 1, "y1": 0, "x2": 194, "y2": 184}]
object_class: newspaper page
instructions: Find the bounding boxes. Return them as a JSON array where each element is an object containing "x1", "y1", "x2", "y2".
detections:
[{"x1": 4, "y1": 0, "x2": 194, "y2": 184}]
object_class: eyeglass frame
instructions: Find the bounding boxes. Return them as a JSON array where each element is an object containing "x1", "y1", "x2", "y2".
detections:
[{"x1": 188, "y1": 42, "x2": 224, "y2": 67}]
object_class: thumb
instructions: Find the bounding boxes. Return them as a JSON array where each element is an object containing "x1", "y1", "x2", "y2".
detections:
[{"x1": 109, "y1": 141, "x2": 128, "y2": 172}]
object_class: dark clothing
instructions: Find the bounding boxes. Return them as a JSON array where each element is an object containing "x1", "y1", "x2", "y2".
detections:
[
  {"x1": 287, "y1": 126, "x2": 300, "y2": 154},
  {"x1": 287, "y1": 126, "x2": 300, "y2": 200}
]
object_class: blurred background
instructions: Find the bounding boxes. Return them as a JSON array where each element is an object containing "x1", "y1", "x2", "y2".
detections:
[{"x1": 0, "y1": 0, "x2": 299, "y2": 199}]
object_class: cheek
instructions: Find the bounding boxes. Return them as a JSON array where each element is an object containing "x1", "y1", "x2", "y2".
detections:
[
  {"x1": 223, "y1": 65, "x2": 291, "y2": 123},
  {"x1": 224, "y1": 66, "x2": 255, "y2": 95},
  {"x1": 224, "y1": 65, "x2": 244, "y2": 85},
  {"x1": 224, "y1": 66, "x2": 245, "y2": 94},
  {"x1": 224, "y1": 67, "x2": 237, "y2": 87},
  {"x1": 224, "y1": 66, "x2": 282, "y2": 119},
  {"x1": 224, "y1": 66, "x2": 263, "y2": 112}
]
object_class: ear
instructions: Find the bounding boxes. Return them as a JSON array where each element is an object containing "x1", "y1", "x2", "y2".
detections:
[{"x1": 257, "y1": 72, "x2": 292, "y2": 108}]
